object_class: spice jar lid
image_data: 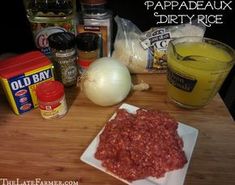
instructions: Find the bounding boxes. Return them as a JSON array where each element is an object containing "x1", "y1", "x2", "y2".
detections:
[
  {"x1": 48, "y1": 32, "x2": 76, "y2": 50},
  {"x1": 76, "y1": 32, "x2": 99, "y2": 51},
  {"x1": 36, "y1": 81, "x2": 65, "y2": 102}
]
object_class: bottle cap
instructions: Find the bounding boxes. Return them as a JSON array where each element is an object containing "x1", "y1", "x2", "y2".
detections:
[
  {"x1": 76, "y1": 32, "x2": 99, "y2": 51},
  {"x1": 48, "y1": 32, "x2": 76, "y2": 50},
  {"x1": 36, "y1": 81, "x2": 65, "y2": 102}
]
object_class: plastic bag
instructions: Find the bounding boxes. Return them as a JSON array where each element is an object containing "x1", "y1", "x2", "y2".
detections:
[
  {"x1": 112, "y1": 16, "x2": 206, "y2": 73},
  {"x1": 112, "y1": 16, "x2": 148, "y2": 73}
]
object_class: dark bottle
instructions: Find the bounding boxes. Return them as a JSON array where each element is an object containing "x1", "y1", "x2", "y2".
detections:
[
  {"x1": 77, "y1": 0, "x2": 112, "y2": 57},
  {"x1": 48, "y1": 32, "x2": 78, "y2": 87}
]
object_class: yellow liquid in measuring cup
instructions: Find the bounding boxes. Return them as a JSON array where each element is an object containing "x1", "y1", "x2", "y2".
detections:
[{"x1": 167, "y1": 41, "x2": 233, "y2": 108}]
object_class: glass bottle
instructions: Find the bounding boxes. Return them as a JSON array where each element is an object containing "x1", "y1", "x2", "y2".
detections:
[
  {"x1": 48, "y1": 32, "x2": 78, "y2": 87},
  {"x1": 77, "y1": 0, "x2": 112, "y2": 57},
  {"x1": 23, "y1": 0, "x2": 77, "y2": 56},
  {"x1": 76, "y1": 32, "x2": 99, "y2": 73}
]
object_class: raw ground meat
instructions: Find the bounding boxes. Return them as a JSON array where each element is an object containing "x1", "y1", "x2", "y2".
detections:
[{"x1": 95, "y1": 108, "x2": 187, "y2": 181}]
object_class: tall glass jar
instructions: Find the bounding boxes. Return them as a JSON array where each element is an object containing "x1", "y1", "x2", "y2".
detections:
[
  {"x1": 77, "y1": 0, "x2": 112, "y2": 57},
  {"x1": 23, "y1": 0, "x2": 77, "y2": 56}
]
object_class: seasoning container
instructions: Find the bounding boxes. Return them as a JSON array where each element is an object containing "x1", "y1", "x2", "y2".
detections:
[
  {"x1": 0, "y1": 51, "x2": 54, "y2": 115},
  {"x1": 77, "y1": 0, "x2": 112, "y2": 57},
  {"x1": 36, "y1": 81, "x2": 67, "y2": 119},
  {"x1": 76, "y1": 32, "x2": 99, "y2": 73},
  {"x1": 23, "y1": 0, "x2": 77, "y2": 56},
  {"x1": 48, "y1": 32, "x2": 78, "y2": 87}
]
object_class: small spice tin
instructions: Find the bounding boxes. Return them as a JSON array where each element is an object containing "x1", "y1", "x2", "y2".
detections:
[
  {"x1": 76, "y1": 32, "x2": 99, "y2": 73},
  {"x1": 48, "y1": 32, "x2": 78, "y2": 87},
  {"x1": 0, "y1": 51, "x2": 54, "y2": 115},
  {"x1": 36, "y1": 81, "x2": 67, "y2": 119}
]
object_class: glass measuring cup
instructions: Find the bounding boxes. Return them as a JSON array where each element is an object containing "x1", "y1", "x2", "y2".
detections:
[{"x1": 167, "y1": 36, "x2": 235, "y2": 109}]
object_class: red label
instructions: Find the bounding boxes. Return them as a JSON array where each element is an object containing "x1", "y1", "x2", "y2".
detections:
[
  {"x1": 39, "y1": 102, "x2": 61, "y2": 110},
  {"x1": 15, "y1": 89, "x2": 28, "y2": 97}
]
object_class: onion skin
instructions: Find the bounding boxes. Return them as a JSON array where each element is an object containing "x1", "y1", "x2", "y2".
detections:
[{"x1": 81, "y1": 57, "x2": 132, "y2": 106}]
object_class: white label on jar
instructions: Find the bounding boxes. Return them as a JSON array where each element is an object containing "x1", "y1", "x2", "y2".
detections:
[
  {"x1": 55, "y1": 50, "x2": 76, "y2": 58},
  {"x1": 63, "y1": 65, "x2": 78, "y2": 83},
  {"x1": 39, "y1": 95, "x2": 68, "y2": 119},
  {"x1": 57, "y1": 55, "x2": 78, "y2": 85}
]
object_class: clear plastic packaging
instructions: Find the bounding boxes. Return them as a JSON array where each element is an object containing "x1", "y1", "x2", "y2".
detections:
[{"x1": 112, "y1": 16, "x2": 206, "y2": 74}]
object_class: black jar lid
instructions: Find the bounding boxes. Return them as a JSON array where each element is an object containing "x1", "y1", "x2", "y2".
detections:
[
  {"x1": 48, "y1": 32, "x2": 76, "y2": 50},
  {"x1": 76, "y1": 32, "x2": 99, "y2": 51}
]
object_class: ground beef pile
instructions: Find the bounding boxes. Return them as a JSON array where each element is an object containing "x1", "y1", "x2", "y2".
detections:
[{"x1": 95, "y1": 108, "x2": 187, "y2": 181}]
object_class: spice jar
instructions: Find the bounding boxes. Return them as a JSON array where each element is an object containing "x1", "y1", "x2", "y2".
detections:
[
  {"x1": 77, "y1": 0, "x2": 112, "y2": 57},
  {"x1": 76, "y1": 32, "x2": 99, "y2": 73},
  {"x1": 48, "y1": 32, "x2": 78, "y2": 87},
  {"x1": 36, "y1": 81, "x2": 67, "y2": 119}
]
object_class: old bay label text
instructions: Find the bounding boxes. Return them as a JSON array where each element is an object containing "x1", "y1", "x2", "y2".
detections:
[{"x1": 10, "y1": 70, "x2": 52, "y2": 91}]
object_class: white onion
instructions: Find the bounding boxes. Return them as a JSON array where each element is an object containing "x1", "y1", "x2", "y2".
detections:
[{"x1": 80, "y1": 57, "x2": 132, "y2": 106}]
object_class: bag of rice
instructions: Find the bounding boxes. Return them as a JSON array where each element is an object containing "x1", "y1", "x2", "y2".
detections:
[{"x1": 112, "y1": 16, "x2": 206, "y2": 73}]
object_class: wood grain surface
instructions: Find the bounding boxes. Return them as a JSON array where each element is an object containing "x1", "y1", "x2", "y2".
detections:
[{"x1": 0, "y1": 74, "x2": 234, "y2": 185}]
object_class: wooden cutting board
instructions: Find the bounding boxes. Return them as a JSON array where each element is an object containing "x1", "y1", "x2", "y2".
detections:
[{"x1": 0, "y1": 73, "x2": 234, "y2": 185}]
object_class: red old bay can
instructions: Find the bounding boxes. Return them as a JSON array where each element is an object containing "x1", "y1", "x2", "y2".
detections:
[{"x1": 36, "y1": 81, "x2": 68, "y2": 119}]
